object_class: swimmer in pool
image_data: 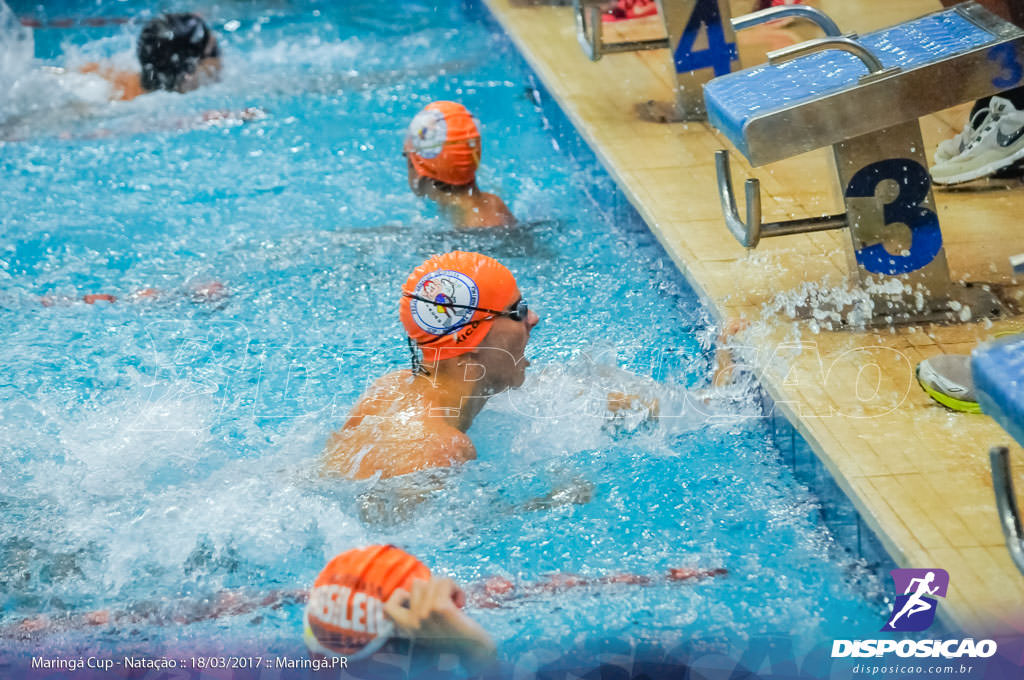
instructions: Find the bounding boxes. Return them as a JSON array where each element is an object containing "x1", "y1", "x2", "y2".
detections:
[
  {"x1": 80, "y1": 13, "x2": 222, "y2": 100},
  {"x1": 323, "y1": 250, "x2": 739, "y2": 483},
  {"x1": 326, "y1": 251, "x2": 535, "y2": 479},
  {"x1": 5, "y1": 544, "x2": 724, "y2": 673},
  {"x1": 304, "y1": 545, "x2": 496, "y2": 672},
  {"x1": 303, "y1": 545, "x2": 724, "y2": 671},
  {"x1": 404, "y1": 101, "x2": 517, "y2": 229}
]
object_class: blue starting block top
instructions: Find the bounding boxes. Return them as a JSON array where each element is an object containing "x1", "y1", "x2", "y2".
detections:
[
  {"x1": 704, "y1": 7, "x2": 1019, "y2": 164},
  {"x1": 974, "y1": 335, "x2": 1024, "y2": 448}
]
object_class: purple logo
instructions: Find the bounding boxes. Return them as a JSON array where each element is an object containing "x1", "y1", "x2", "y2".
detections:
[{"x1": 882, "y1": 569, "x2": 949, "y2": 632}]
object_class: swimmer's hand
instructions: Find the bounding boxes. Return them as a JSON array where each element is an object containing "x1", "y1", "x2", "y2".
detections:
[
  {"x1": 384, "y1": 577, "x2": 496, "y2": 673},
  {"x1": 605, "y1": 391, "x2": 660, "y2": 433},
  {"x1": 518, "y1": 477, "x2": 594, "y2": 511},
  {"x1": 713, "y1": 318, "x2": 749, "y2": 388},
  {"x1": 607, "y1": 391, "x2": 660, "y2": 419}
]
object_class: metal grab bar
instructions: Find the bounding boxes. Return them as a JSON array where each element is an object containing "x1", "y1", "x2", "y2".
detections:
[
  {"x1": 731, "y1": 5, "x2": 842, "y2": 37},
  {"x1": 715, "y1": 150, "x2": 847, "y2": 248},
  {"x1": 990, "y1": 446, "x2": 1024, "y2": 576},
  {"x1": 716, "y1": 150, "x2": 762, "y2": 247},
  {"x1": 767, "y1": 35, "x2": 900, "y2": 82},
  {"x1": 572, "y1": 0, "x2": 669, "y2": 62}
]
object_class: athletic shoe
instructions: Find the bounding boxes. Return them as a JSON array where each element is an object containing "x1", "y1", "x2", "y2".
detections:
[
  {"x1": 602, "y1": 0, "x2": 658, "y2": 22},
  {"x1": 932, "y1": 99, "x2": 1006, "y2": 165},
  {"x1": 931, "y1": 96, "x2": 1024, "y2": 185},
  {"x1": 915, "y1": 355, "x2": 981, "y2": 413}
]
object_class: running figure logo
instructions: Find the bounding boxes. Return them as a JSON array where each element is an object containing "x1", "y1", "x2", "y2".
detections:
[{"x1": 882, "y1": 568, "x2": 949, "y2": 632}]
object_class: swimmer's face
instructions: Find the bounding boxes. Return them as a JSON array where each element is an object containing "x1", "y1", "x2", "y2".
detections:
[{"x1": 472, "y1": 289, "x2": 539, "y2": 391}]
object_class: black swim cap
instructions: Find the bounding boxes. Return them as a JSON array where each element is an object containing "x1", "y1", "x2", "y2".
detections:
[{"x1": 137, "y1": 13, "x2": 219, "y2": 92}]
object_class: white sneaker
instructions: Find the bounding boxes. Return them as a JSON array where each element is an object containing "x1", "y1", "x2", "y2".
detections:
[
  {"x1": 932, "y1": 101, "x2": 1008, "y2": 164},
  {"x1": 934, "y1": 132, "x2": 965, "y2": 165},
  {"x1": 931, "y1": 96, "x2": 1024, "y2": 184}
]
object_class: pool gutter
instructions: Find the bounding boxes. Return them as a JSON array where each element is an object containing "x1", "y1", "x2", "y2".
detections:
[{"x1": 477, "y1": 0, "x2": 1024, "y2": 638}]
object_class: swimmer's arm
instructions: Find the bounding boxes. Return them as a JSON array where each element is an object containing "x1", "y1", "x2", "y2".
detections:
[
  {"x1": 358, "y1": 467, "x2": 459, "y2": 524},
  {"x1": 515, "y1": 477, "x2": 594, "y2": 512},
  {"x1": 78, "y1": 63, "x2": 144, "y2": 101},
  {"x1": 459, "y1": 193, "x2": 517, "y2": 229},
  {"x1": 384, "y1": 578, "x2": 497, "y2": 674},
  {"x1": 605, "y1": 318, "x2": 748, "y2": 419},
  {"x1": 606, "y1": 391, "x2": 660, "y2": 420},
  {"x1": 383, "y1": 430, "x2": 476, "y2": 477},
  {"x1": 487, "y1": 194, "x2": 517, "y2": 227},
  {"x1": 355, "y1": 434, "x2": 474, "y2": 521}
]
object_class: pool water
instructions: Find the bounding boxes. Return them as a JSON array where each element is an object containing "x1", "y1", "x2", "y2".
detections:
[{"x1": 0, "y1": 0, "x2": 889, "y2": 666}]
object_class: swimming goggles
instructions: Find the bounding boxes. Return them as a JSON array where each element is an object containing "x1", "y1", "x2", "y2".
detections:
[
  {"x1": 403, "y1": 293, "x2": 529, "y2": 323},
  {"x1": 403, "y1": 295, "x2": 528, "y2": 373}
]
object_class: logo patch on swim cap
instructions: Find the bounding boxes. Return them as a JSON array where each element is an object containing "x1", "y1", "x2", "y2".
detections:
[
  {"x1": 407, "y1": 108, "x2": 447, "y2": 159},
  {"x1": 409, "y1": 269, "x2": 479, "y2": 336}
]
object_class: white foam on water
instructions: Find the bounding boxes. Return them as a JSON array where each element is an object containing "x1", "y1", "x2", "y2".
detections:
[{"x1": 0, "y1": 2, "x2": 118, "y2": 136}]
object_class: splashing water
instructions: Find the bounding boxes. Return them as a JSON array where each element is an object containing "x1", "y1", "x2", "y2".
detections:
[{"x1": 0, "y1": 0, "x2": 889, "y2": 663}]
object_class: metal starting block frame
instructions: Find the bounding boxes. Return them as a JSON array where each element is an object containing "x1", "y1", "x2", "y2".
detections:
[
  {"x1": 973, "y1": 333, "x2": 1024, "y2": 576},
  {"x1": 572, "y1": 0, "x2": 842, "y2": 120},
  {"x1": 573, "y1": 0, "x2": 733, "y2": 119},
  {"x1": 707, "y1": 2, "x2": 1024, "y2": 324},
  {"x1": 989, "y1": 446, "x2": 1024, "y2": 576}
]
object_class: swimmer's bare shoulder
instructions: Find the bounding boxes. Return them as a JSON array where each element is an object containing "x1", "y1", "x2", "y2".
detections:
[
  {"x1": 461, "y1": 192, "x2": 516, "y2": 229},
  {"x1": 324, "y1": 370, "x2": 476, "y2": 479},
  {"x1": 80, "y1": 63, "x2": 145, "y2": 101}
]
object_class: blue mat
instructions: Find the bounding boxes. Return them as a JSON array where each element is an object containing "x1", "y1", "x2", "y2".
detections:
[
  {"x1": 705, "y1": 10, "x2": 996, "y2": 157},
  {"x1": 974, "y1": 334, "x2": 1024, "y2": 447}
]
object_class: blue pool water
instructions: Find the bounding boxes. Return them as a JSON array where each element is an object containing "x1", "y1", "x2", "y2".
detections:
[{"x1": 1, "y1": 0, "x2": 889, "y2": 665}]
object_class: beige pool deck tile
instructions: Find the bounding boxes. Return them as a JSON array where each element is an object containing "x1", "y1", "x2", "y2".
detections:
[
  {"x1": 913, "y1": 477, "x2": 983, "y2": 549},
  {"x1": 870, "y1": 476, "x2": 955, "y2": 551},
  {"x1": 927, "y1": 547, "x2": 992, "y2": 632},
  {"x1": 483, "y1": 0, "x2": 1024, "y2": 636}
]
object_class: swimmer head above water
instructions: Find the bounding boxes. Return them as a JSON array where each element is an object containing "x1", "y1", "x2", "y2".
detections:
[
  {"x1": 304, "y1": 545, "x2": 496, "y2": 672},
  {"x1": 403, "y1": 102, "x2": 516, "y2": 228},
  {"x1": 401, "y1": 250, "x2": 537, "y2": 390},
  {"x1": 324, "y1": 251, "x2": 538, "y2": 479},
  {"x1": 138, "y1": 13, "x2": 221, "y2": 93},
  {"x1": 79, "y1": 12, "x2": 221, "y2": 100}
]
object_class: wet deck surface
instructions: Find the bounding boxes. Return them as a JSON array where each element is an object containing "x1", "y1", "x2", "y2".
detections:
[{"x1": 484, "y1": 0, "x2": 1024, "y2": 634}]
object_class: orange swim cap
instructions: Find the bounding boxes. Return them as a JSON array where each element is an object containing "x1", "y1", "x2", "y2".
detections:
[
  {"x1": 304, "y1": 545, "x2": 430, "y2": 660},
  {"x1": 404, "y1": 101, "x2": 481, "y2": 186},
  {"x1": 400, "y1": 251, "x2": 518, "y2": 361}
]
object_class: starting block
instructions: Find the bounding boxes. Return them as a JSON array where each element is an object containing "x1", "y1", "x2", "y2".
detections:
[
  {"x1": 705, "y1": 1, "x2": 1024, "y2": 324},
  {"x1": 973, "y1": 334, "x2": 1024, "y2": 575},
  {"x1": 572, "y1": 0, "x2": 842, "y2": 120}
]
